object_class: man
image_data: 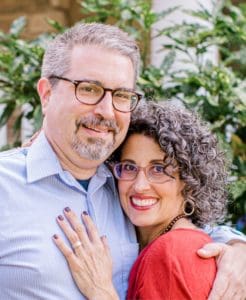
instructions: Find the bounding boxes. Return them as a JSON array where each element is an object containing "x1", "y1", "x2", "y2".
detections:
[{"x1": 0, "y1": 22, "x2": 245, "y2": 300}]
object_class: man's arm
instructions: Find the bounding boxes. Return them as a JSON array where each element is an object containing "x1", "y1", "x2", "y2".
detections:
[
  {"x1": 204, "y1": 224, "x2": 246, "y2": 244},
  {"x1": 198, "y1": 225, "x2": 246, "y2": 300}
]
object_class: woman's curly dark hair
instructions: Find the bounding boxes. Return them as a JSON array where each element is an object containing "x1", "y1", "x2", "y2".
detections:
[{"x1": 109, "y1": 101, "x2": 228, "y2": 227}]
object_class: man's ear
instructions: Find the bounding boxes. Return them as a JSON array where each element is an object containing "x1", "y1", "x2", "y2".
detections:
[{"x1": 37, "y1": 78, "x2": 52, "y2": 115}]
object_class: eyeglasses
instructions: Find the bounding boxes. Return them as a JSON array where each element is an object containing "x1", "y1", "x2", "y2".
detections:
[
  {"x1": 49, "y1": 76, "x2": 142, "y2": 113},
  {"x1": 113, "y1": 162, "x2": 175, "y2": 184}
]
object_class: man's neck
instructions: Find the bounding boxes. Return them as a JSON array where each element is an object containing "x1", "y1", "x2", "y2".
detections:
[
  {"x1": 59, "y1": 158, "x2": 97, "y2": 179},
  {"x1": 45, "y1": 133, "x2": 99, "y2": 180}
]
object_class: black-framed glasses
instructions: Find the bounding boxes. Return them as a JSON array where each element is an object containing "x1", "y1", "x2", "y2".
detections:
[
  {"x1": 49, "y1": 76, "x2": 142, "y2": 113},
  {"x1": 113, "y1": 162, "x2": 175, "y2": 184}
]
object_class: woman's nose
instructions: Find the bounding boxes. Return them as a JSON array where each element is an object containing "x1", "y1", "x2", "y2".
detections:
[{"x1": 132, "y1": 170, "x2": 151, "y2": 192}]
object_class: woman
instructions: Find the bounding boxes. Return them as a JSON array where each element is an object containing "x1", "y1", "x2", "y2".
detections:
[{"x1": 53, "y1": 101, "x2": 228, "y2": 299}]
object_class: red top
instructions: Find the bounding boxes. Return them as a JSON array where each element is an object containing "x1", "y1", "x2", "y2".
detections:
[{"x1": 127, "y1": 228, "x2": 216, "y2": 300}]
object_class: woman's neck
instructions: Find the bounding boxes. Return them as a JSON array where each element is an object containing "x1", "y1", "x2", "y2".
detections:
[{"x1": 137, "y1": 217, "x2": 196, "y2": 251}]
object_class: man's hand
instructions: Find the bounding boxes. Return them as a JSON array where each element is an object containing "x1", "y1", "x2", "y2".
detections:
[{"x1": 197, "y1": 242, "x2": 246, "y2": 300}]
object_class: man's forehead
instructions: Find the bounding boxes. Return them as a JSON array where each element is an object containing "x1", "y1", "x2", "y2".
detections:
[{"x1": 68, "y1": 45, "x2": 136, "y2": 87}]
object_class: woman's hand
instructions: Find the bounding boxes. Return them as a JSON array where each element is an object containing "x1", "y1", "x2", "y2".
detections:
[{"x1": 53, "y1": 208, "x2": 119, "y2": 300}]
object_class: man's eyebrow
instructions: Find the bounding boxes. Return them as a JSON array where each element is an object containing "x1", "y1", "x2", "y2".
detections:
[{"x1": 73, "y1": 78, "x2": 103, "y2": 86}]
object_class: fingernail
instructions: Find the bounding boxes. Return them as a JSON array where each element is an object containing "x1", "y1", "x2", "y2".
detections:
[
  {"x1": 53, "y1": 234, "x2": 58, "y2": 239},
  {"x1": 58, "y1": 215, "x2": 64, "y2": 221},
  {"x1": 198, "y1": 249, "x2": 207, "y2": 255},
  {"x1": 64, "y1": 207, "x2": 71, "y2": 212},
  {"x1": 82, "y1": 211, "x2": 88, "y2": 215}
]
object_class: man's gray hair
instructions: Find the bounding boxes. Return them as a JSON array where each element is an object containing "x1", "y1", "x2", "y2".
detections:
[{"x1": 41, "y1": 22, "x2": 140, "y2": 83}]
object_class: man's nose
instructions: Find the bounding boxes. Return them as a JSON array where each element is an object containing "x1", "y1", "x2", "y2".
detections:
[{"x1": 93, "y1": 91, "x2": 115, "y2": 119}]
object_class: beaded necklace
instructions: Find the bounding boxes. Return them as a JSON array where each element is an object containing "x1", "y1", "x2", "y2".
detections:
[
  {"x1": 161, "y1": 213, "x2": 187, "y2": 234},
  {"x1": 139, "y1": 213, "x2": 187, "y2": 250}
]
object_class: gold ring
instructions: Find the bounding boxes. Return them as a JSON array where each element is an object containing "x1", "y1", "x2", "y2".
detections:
[{"x1": 72, "y1": 241, "x2": 82, "y2": 249}]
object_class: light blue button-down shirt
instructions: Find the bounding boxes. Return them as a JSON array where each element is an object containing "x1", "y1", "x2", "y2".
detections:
[
  {"x1": 0, "y1": 132, "x2": 138, "y2": 300},
  {"x1": 0, "y1": 132, "x2": 245, "y2": 299}
]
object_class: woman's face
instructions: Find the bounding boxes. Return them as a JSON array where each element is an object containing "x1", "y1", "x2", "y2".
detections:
[{"x1": 117, "y1": 134, "x2": 185, "y2": 233}]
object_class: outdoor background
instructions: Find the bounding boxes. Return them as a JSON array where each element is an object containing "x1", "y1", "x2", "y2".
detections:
[{"x1": 0, "y1": 0, "x2": 245, "y2": 233}]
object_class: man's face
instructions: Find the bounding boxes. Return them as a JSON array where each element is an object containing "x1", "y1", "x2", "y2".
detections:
[{"x1": 39, "y1": 45, "x2": 135, "y2": 169}]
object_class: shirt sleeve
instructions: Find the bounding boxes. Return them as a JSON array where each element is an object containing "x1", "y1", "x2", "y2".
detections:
[
  {"x1": 131, "y1": 231, "x2": 216, "y2": 300},
  {"x1": 204, "y1": 225, "x2": 246, "y2": 244}
]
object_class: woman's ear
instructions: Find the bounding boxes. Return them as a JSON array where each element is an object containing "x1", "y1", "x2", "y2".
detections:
[{"x1": 37, "y1": 78, "x2": 52, "y2": 115}]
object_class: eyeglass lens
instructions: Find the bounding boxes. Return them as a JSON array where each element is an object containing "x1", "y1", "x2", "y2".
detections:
[
  {"x1": 113, "y1": 162, "x2": 173, "y2": 183},
  {"x1": 76, "y1": 82, "x2": 138, "y2": 112}
]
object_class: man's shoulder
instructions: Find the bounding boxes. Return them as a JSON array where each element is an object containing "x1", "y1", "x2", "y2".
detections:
[
  {"x1": 0, "y1": 147, "x2": 27, "y2": 169},
  {"x1": 0, "y1": 147, "x2": 25, "y2": 157},
  {"x1": 0, "y1": 147, "x2": 27, "y2": 158}
]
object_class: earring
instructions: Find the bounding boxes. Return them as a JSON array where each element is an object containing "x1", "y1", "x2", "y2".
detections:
[{"x1": 182, "y1": 199, "x2": 195, "y2": 216}]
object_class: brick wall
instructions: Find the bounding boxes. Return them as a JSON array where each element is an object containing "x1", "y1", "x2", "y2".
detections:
[{"x1": 0, "y1": 0, "x2": 82, "y2": 36}]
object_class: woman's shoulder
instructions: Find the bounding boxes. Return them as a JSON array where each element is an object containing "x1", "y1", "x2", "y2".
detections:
[
  {"x1": 133, "y1": 228, "x2": 216, "y2": 300},
  {"x1": 145, "y1": 228, "x2": 213, "y2": 260}
]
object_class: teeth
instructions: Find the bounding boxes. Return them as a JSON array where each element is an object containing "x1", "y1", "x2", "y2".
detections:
[{"x1": 131, "y1": 197, "x2": 157, "y2": 207}]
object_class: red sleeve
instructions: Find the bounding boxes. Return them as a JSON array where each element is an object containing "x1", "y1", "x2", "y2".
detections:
[{"x1": 128, "y1": 229, "x2": 216, "y2": 300}]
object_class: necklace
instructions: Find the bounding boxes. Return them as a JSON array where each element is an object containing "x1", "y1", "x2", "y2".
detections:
[
  {"x1": 139, "y1": 213, "x2": 187, "y2": 250},
  {"x1": 161, "y1": 213, "x2": 187, "y2": 235}
]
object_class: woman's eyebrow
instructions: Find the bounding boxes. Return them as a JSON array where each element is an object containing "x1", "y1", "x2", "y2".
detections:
[
  {"x1": 120, "y1": 159, "x2": 136, "y2": 163},
  {"x1": 149, "y1": 159, "x2": 165, "y2": 164}
]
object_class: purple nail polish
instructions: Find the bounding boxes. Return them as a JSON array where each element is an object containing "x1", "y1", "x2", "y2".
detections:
[
  {"x1": 82, "y1": 211, "x2": 88, "y2": 216},
  {"x1": 53, "y1": 234, "x2": 58, "y2": 239},
  {"x1": 64, "y1": 207, "x2": 71, "y2": 212},
  {"x1": 58, "y1": 215, "x2": 64, "y2": 221}
]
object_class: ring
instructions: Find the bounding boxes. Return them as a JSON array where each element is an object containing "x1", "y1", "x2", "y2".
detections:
[{"x1": 72, "y1": 241, "x2": 82, "y2": 249}]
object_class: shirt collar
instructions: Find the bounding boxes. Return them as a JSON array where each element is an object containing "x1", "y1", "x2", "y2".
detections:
[
  {"x1": 26, "y1": 131, "x2": 116, "y2": 188},
  {"x1": 26, "y1": 131, "x2": 63, "y2": 183},
  {"x1": 99, "y1": 164, "x2": 119, "y2": 198}
]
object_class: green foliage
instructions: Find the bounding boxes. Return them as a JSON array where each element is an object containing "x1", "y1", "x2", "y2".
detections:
[
  {"x1": 81, "y1": 0, "x2": 154, "y2": 66},
  {"x1": 0, "y1": 17, "x2": 47, "y2": 135},
  {"x1": 155, "y1": 0, "x2": 246, "y2": 227},
  {"x1": 0, "y1": 0, "x2": 245, "y2": 229},
  {"x1": 80, "y1": 0, "x2": 179, "y2": 69}
]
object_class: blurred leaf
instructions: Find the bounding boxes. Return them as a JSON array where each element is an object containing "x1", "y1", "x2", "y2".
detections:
[
  {"x1": 9, "y1": 16, "x2": 26, "y2": 36},
  {"x1": 230, "y1": 179, "x2": 246, "y2": 200},
  {"x1": 0, "y1": 104, "x2": 15, "y2": 127},
  {"x1": 46, "y1": 19, "x2": 66, "y2": 32}
]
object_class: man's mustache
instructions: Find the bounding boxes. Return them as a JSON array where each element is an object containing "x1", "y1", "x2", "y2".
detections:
[{"x1": 75, "y1": 116, "x2": 119, "y2": 134}]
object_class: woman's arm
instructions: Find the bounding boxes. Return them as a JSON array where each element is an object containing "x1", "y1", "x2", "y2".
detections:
[{"x1": 53, "y1": 208, "x2": 119, "y2": 300}]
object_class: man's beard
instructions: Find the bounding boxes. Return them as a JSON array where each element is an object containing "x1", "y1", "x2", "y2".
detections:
[
  {"x1": 72, "y1": 116, "x2": 119, "y2": 161},
  {"x1": 72, "y1": 136, "x2": 115, "y2": 160}
]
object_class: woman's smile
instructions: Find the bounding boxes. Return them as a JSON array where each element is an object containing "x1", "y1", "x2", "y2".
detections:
[
  {"x1": 130, "y1": 194, "x2": 158, "y2": 210},
  {"x1": 118, "y1": 134, "x2": 185, "y2": 235}
]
